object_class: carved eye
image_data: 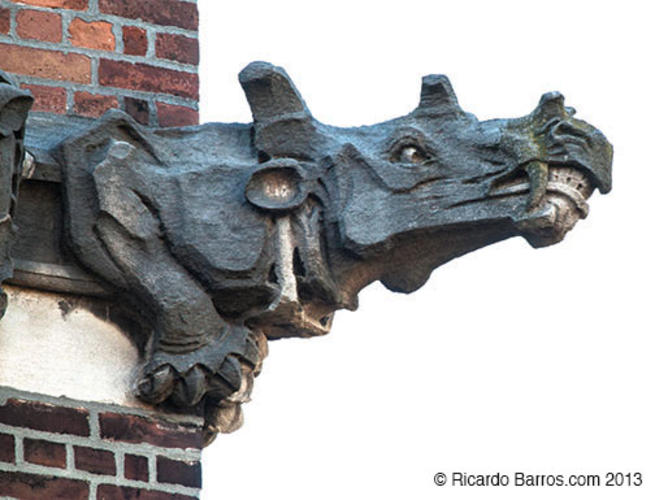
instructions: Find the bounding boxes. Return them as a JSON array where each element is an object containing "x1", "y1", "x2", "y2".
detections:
[{"x1": 397, "y1": 145, "x2": 429, "y2": 164}]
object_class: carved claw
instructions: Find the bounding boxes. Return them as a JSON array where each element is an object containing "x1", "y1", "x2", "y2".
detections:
[
  {"x1": 137, "y1": 364, "x2": 176, "y2": 404},
  {"x1": 137, "y1": 324, "x2": 261, "y2": 409},
  {"x1": 169, "y1": 365, "x2": 208, "y2": 407},
  {"x1": 525, "y1": 160, "x2": 549, "y2": 210}
]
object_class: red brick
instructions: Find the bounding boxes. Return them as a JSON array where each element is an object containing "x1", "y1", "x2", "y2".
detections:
[
  {"x1": 123, "y1": 26, "x2": 147, "y2": 56},
  {"x1": 74, "y1": 91, "x2": 118, "y2": 117},
  {"x1": 156, "y1": 456, "x2": 201, "y2": 488},
  {"x1": 0, "y1": 471, "x2": 88, "y2": 500},
  {"x1": 16, "y1": 9, "x2": 62, "y2": 42},
  {"x1": 0, "y1": 433, "x2": 14, "y2": 463},
  {"x1": 155, "y1": 33, "x2": 199, "y2": 65},
  {"x1": 157, "y1": 102, "x2": 198, "y2": 127},
  {"x1": 124, "y1": 96, "x2": 150, "y2": 125},
  {"x1": 10, "y1": 0, "x2": 88, "y2": 9},
  {"x1": 0, "y1": 398, "x2": 90, "y2": 436},
  {"x1": 21, "y1": 84, "x2": 67, "y2": 114},
  {"x1": 124, "y1": 454, "x2": 149, "y2": 482},
  {"x1": 74, "y1": 446, "x2": 116, "y2": 476},
  {"x1": 98, "y1": 59, "x2": 198, "y2": 100},
  {"x1": 98, "y1": 0, "x2": 198, "y2": 31},
  {"x1": 99, "y1": 412, "x2": 202, "y2": 449},
  {"x1": 0, "y1": 8, "x2": 10, "y2": 35},
  {"x1": 97, "y1": 484, "x2": 198, "y2": 500},
  {"x1": 69, "y1": 17, "x2": 115, "y2": 51},
  {"x1": 0, "y1": 43, "x2": 91, "y2": 83},
  {"x1": 24, "y1": 438, "x2": 67, "y2": 468}
]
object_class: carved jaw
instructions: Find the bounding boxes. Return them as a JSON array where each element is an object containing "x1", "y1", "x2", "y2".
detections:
[
  {"x1": 242, "y1": 159, "x2": 338, "y2": 338},
  {"x1": 244, "y1": 214, "x2": 336, "y2": 339},
  {"x1": 494, "y1": 92, "x2": 612, "y2": 247},
  {"x1": 333, "y1": 90, "x2": 612, "y2": 297},
  {"x1": 495, "y1": 162, "x2": 594, "y2": 247}
]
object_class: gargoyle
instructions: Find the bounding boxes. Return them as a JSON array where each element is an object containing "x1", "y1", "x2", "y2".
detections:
[
  {"x1": 0, "y1": 71, "x2": 32, "y2": 317},
  {"x1": 55, "y1": 62, "x2": 612, "y2": 443}
]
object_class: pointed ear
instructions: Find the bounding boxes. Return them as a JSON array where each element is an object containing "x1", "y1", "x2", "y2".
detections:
[
  {"x1": 239, "y1": 62, "x2": 321, "y2": 158},
  {"x1": 417, "y1": 74, "x2": 461, "y2": 113},
  {"x1": 239, "y1": 61, "x2": 312, "y2": 123}
]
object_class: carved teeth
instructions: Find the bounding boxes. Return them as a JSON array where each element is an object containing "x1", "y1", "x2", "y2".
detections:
[{"x1": 525, "y1": 160, "x2": 549, "y2": 210}]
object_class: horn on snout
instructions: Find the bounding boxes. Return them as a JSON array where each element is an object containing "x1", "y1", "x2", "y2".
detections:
[
  {"x1": 417, "y1": 74, "x2": 462, "y2": 113},
  {"x1": 239, "y1": 62, "x2": 312, "y2": 124},
  {"x1": 531, "y1": 91, "x2": 574, "y2": 122}
]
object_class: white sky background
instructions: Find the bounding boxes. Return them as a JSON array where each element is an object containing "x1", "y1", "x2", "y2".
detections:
[{"x1": 197, "y1": 1, "x2": 654, "y2": 499}]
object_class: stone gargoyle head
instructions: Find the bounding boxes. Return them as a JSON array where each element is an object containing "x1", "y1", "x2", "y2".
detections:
[{"x1": 57, "y1": 62, "x2": 612, "y2": 442}]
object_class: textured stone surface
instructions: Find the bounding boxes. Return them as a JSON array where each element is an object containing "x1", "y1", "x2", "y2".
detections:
[
  {"x1": 46, "y1": 62, "x2": 614, "y2": 445},
  {"x1": 0, "y1": 286, "x2": 144, "y2": 406},
  {"x1": 10, "y1": 62, "x2": 612, "y2": 447}
]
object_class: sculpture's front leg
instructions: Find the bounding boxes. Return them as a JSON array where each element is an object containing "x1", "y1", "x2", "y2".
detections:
[{"x1": 90, "y1": 141, "x2": 262, "y2": 419}]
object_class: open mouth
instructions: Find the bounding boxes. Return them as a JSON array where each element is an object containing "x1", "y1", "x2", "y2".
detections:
[
  {"x1": 493, "y1": 164, "x2": 593, "y2": 215},
  {"x1": 491, "y1": 163, "x2": 596, "y2": 247},
  {"x1": 247, "y1": 299, "x2": 334, "y2": 339}
]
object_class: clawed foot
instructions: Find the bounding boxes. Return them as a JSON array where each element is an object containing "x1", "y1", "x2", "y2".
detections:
[{"x1": 137, "y1": 323, "x2": 261, "y2": 408}]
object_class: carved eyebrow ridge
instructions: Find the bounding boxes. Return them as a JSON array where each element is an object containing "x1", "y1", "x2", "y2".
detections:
[{"x1": 385, "y1": 127, "x2": 434, "y2": 161}]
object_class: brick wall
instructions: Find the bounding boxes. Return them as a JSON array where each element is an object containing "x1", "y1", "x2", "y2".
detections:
[
  {"x1": 0, "y1": 0, "x2": 199, "y2": 126},
  {"x1": 0, "y1": 387, "x2": 203, "y2": 499}
]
